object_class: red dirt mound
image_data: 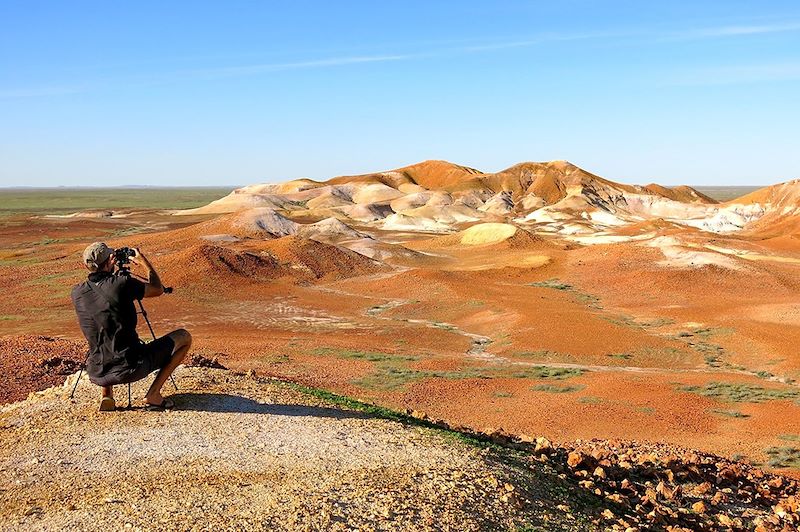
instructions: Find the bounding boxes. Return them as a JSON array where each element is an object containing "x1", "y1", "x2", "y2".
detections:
[
  {"x1": 397, "y1": 160, "x2": 484, "y2": 190},
  {"x1": 245, "y1": 236, "x2": 387, "y2": 282},
  {"x1": 500, "y1": 227, "x2": 554, "y2": 250},
  {"x1": 158, "y1": 237, "x2": 386, "y2": 287},
  {"x1": 0, "y1": 335, "x2": 86, "y2": 404},
  {"x1": 157, "y1": 244, "x2": 281, "y2": 286},
  {"x1": 328, "y1": 160, "x2": 483, "y2": 190}
]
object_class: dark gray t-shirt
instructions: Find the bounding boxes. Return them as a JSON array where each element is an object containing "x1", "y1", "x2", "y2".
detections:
[{"x1": 71, "y1": 271, "x2": 146, "y2": 385}]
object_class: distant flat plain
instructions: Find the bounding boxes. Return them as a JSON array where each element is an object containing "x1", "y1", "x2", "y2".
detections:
[
  {"x1": 0, "y1": 186, "x2": 761, "y2": 218},
  {"x1": 694, "y1": 186, "x2": 761, "y2": 202},
  {"x1": 0, "y1": 187, "x2": 235, "y2": 217}
]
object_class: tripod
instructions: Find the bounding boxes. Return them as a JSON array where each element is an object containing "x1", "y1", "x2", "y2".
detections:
[
  {"x1": 136, "y1": 296, "x2": 180, "y2": 392},
  {"x1": 70, "y1": 270, "x2": 178, "y2": 408}
]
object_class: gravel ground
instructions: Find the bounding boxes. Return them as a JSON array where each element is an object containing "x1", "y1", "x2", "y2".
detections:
[{"x1": 0, "y1": 368, "x2": 598, "y2": 531}]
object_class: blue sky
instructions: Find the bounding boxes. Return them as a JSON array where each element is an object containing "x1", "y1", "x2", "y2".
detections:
[{"x1": 1, "y1": 1, "x2": 799, "y2": 187}]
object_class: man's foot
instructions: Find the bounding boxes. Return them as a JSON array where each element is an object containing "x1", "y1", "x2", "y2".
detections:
[
  {"x1": 99, "y1": 396, "x2": 116, "y2": 412},
  {"x1": 144, "y1": 398, "x2": 175, "y2": 411},
  {"x1": 145, "y1": 392, "x2": 163, "y2": 405}
]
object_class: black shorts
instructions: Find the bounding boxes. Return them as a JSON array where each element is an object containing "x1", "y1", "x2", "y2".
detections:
[{"x1": 126, "y1": 335, "x2": 176, "y2": 382}]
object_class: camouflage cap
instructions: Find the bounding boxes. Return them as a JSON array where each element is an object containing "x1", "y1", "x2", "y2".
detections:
[{"x1": 82, "y1": 242, "x2": 113, "y2": 271}]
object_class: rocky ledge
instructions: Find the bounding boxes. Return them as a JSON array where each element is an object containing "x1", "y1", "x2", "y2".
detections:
[{"x1": 1, "y1": 367, "x2": 797, "y2": 531}]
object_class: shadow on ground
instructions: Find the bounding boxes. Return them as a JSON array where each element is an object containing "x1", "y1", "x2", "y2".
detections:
[{"x1": 168, "y1": 392, "x2": 372, "y2": 419}]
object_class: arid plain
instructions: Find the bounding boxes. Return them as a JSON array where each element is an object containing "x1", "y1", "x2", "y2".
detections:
[{"x1": 3, "y1": 160, "x2": 800, "y2": 474}]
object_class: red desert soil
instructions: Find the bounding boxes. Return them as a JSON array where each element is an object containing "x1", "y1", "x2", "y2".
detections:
[
  {"x1": 0, "y1": 336, "x2": 85, "y2": 404},
  {"x1": 3, "y1": 160, "x2": 800, "y2": 483}
]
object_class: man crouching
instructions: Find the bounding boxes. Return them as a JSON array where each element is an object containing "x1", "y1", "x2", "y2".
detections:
[{"x1": 71, "y1": 242, "x2": 192, "y2": 411}]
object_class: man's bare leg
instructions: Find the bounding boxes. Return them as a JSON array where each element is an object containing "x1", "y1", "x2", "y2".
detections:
[{"x1": 144, "y1": 328, "x2": 192, "y2": 406}]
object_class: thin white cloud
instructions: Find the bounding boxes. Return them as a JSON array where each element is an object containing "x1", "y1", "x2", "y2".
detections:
[
  {"x1": 0, "y1": 84, "x2": 90, "y2": 99},
  {"x1": 692, "y1": 21, "x2": 800, "y2": 37},
  {"x1": 182, "y1": 31, "x2": 612, "y2": 80},
  {"x1": 3, "y1": 20, "x2": 800, "y2": 99},
  {"x1": 0, "y1": 32, "x2": 612, "y2": 98},
  {"x1": 187, "y1": 54, "x2": 416, "y2": 78},
  {"x1": 667, "y1": 62, "x2": 800, "y2": 86},
  {"x1": 458, "y1": 31, "x2": 615, "y2": 52},
  {"x1": 662, "y1": 20, "x2": 800, "y2": 41},
  {"x1": 0, "y1": 55, "x2": 418, "y2": 99}
]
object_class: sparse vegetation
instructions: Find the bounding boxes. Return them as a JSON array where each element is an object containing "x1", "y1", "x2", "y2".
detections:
[
  {"x1": 513, "y1": 349, "x2": 559, "y2": 360},
  {"x1": 345, "y1": 352, "x2": 586, "y2": 391},
  {"x1": 0, "y1": 187, "x2": 234, "y2": 218},
  {"x1": 531, "y1": 384, "x2": 585, "y2": 393},
  {"x1": 351, "y1": 366, "x2": 422, "y2": 390},
  {"x1": 578, "y1": 396, "x2": 602, "y2": 404},
  {"x1": 691, "y1": 327, "x2": 735, "y2": 338},
  {"x1": 672, "y1": 327, "x2": 739, "y2": 370},
  {"x1": 34, "y1": 237, "x2": 68, "y2": 246},
  {"x1": 313, "y1": 347, "x2": 418, "y2": 363},
  {"x1": 22, "y1": 271, "x2": 78, "y2": 299},
  {"x1": 366, "y1": 302, "x2": 399, "y2": 316},
  {"x1": 262, "y1": 353, "x2": 290, "y2": 364},
  {"x1": 430, "y1": 321, "x2": 458, "y2": 331},
  {"x1": 605, "y1": 346, "x2": 687, "y2": 363},
  {"x1": 601, "y1": 314, "x2": 674, "y2": 329},
  {"x1": 711, "y1": 409, "x2": 750, "y2": 419},
  {"x1": 105, "y1": 225, "x2": 151, "y2": 238},
  {"x1": 0, "y1": 256, "x2": 41, "y2": 267},
  {"x1": 528, "y1": 278, "x2": 601, "y2": 308},
  {"x1": 678, "y1": 382, "x2": 800, "y2": 403},
  {"x1": 528, "y1": 279, "x2": 572, "y2": 291},
  {"x1": 765, "y1": 446, "x2": 800, "y2": 468},
  {"x1": 517, "y1": 366, "x2": 585, "y2": 380}
]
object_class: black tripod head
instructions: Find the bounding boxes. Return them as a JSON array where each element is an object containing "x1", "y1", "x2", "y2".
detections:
[{"x1": 115, "y1": 265, "x2": 173, "y2": 293}]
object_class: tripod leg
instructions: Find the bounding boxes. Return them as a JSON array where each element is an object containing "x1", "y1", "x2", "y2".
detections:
[
  {"x1": 69, "y1": 368, "x2": 84, "y2": 399},
  {"x1": 127, "y1": 383, "x2": 132, "y2": 409},
  {"x1": 137, "y1": 298, "x2": 178, "y2": 391},
  {"x1": 69, "y1": 353, "x2": 89, "y2": 399}
]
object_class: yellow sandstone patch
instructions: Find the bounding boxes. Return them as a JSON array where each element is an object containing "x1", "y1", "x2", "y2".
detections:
[{"x1": 459, "y1": 223, "x2": 518, "y2": 246}]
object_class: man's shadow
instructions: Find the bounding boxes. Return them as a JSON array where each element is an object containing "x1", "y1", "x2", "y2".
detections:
[{"x1": 168, "y1": 392, "x2": 371, "y2": 419}]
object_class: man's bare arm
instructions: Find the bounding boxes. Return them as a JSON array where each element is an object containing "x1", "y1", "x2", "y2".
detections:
[{"x1": 131, "y1": 248, "x2": 164, "y2": 298}]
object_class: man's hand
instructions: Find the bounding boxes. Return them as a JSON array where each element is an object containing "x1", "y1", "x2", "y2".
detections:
[
  {"x1": 129, "y1": 247, "x2": 148, "y2": 267},
  {"x1": 131, "y1": 247, "x2": 164, "y2": 297}
]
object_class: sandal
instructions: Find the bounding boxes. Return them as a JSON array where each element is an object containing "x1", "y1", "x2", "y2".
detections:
[
  {"x1": 144, "y1": 398, "x2": 175, "y2": 411},
  {"x1": 99, "y1": 396, "x2": 116, "y2": 412}
]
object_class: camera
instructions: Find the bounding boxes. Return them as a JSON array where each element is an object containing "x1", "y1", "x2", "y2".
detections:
[{"x1": 114, "y1": 246, "x2": 136, "y2": 266}]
